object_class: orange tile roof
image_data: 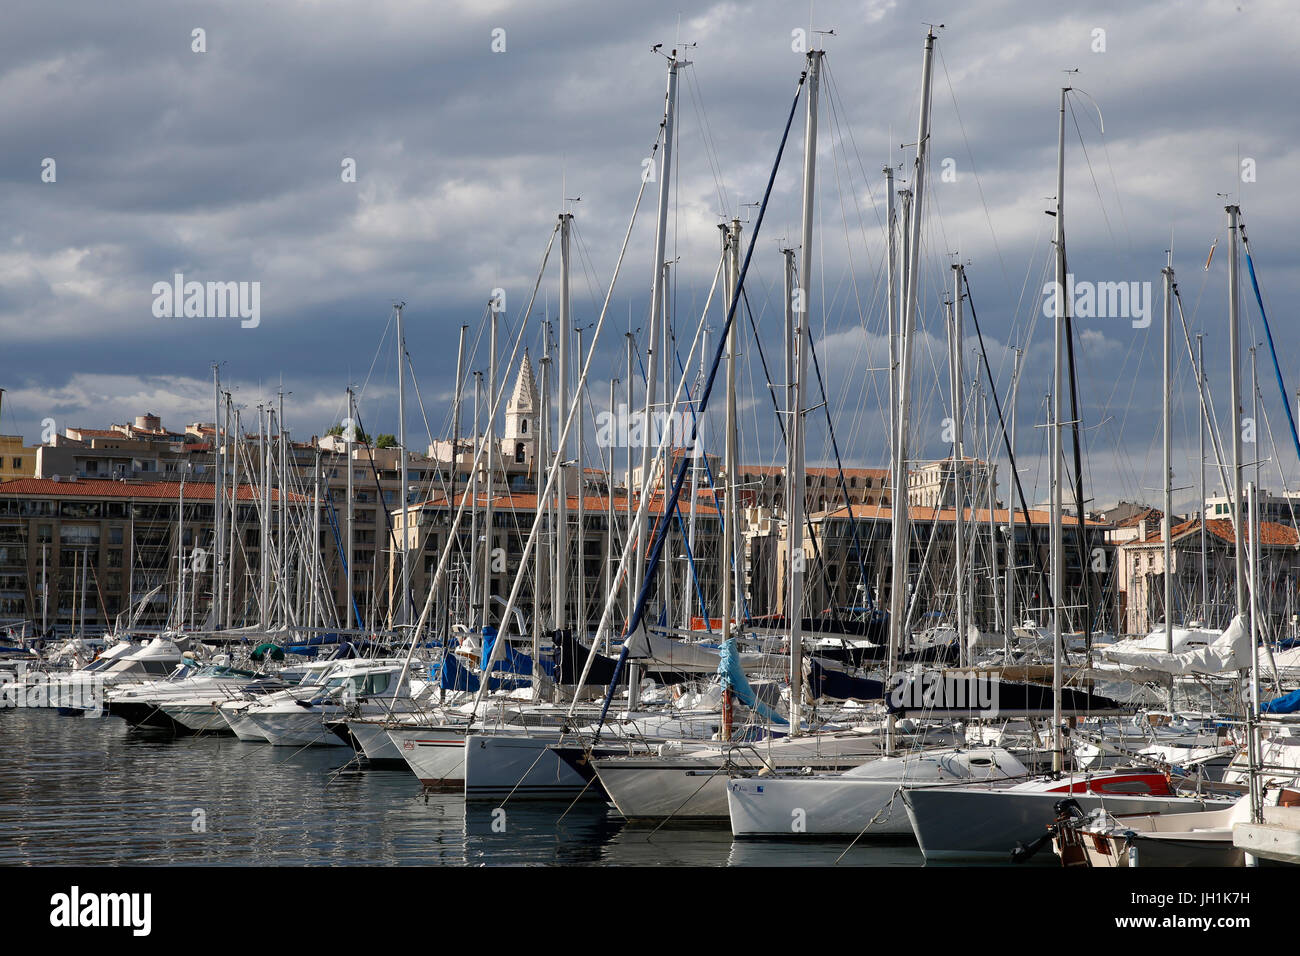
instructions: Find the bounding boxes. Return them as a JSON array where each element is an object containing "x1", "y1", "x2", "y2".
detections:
[
  {"x1": 1114, "y1": 507, "x2": 1163, "y2": 529},
  {"x1": 0, "y1": 477, "x2": 304, "y2": 503},
  {"x1": 814, "y1": 502, "x2": 1108, "y2": 527},
  {"x1": 1135, "y1": 516, "x2": 1299, "y2": 548}
]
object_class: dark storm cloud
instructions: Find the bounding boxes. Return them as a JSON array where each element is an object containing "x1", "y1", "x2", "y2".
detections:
[{"x1": 0, "y1": 0, "x2": 1295, "y2": 511}]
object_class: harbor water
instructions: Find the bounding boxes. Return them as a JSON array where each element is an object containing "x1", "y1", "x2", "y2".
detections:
[{"x1": 0, "y1": 710, "x2": 922, "y2": 867}]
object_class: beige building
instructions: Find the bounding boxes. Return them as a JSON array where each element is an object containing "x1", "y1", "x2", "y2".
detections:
[{"x1": 1117, "y1": 515, "x2": 1300, "y2": 635}]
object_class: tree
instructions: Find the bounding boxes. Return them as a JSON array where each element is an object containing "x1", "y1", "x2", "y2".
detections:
[
  {"x1": 375, "y1": 433, "x2": 398, "y2": 449},
  {"x1": 326, "y1": 422, "x2": 369, "y2": 444}
]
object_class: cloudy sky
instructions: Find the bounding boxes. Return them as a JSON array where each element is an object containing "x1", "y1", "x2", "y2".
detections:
[{"x1": 1, "y1": 0, "x2": 1295, "y2": 513}]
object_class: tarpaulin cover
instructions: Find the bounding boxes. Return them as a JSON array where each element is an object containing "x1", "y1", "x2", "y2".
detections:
[
  {"x1": 718, "y1": 637, "x2": 787, "y2": 725},
  {"x1": 1262, "y1": 687, "x2": 1300, "y2": 714},
  {"x1": 807, "y1": 659, "x2": 884, "y2": 701}
]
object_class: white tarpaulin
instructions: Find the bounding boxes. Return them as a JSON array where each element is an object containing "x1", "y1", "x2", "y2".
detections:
[{"x1": 1100, "y1": 614, "x2": 1249, "y2": 676}]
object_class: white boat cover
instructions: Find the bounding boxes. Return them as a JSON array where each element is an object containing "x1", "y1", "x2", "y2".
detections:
[{"x1": 1100, "y1": 615, "x2": 1249, "y2": 676}]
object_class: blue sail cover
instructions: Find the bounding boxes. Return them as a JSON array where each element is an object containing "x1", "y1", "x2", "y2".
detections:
[
  {"x1": 1262, "y1": 688, "x2": 1300, "y2": 714},
  {"x1": 717, "y1": 637, "x2": 787, "y2": 726},
  {"x1": 437, "y1": 649, "x2": 481, "y2": 692}
]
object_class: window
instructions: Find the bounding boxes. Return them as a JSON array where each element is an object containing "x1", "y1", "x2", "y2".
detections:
[
  {"x1": 515, "y1": 443, "x2": 525, "y2": 464},
  {"x1": 11, "y1": 458, "x2": 21, "y2": 469},
  {"x1": 108, "y1": 527, "x2": 123, "y2": 545}
]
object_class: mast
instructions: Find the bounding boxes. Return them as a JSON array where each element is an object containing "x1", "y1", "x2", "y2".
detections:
[
  {"x1": 1197, "y1": 334, "x2": 1208, "y2": 622},
  {"x1": 885, "y1": 164, "x2": 899, "y2": 533},
  {"x1": 1051, "y1": 85, "x2": 1068, "y2": 772},
  {"x1": 557, "y1": 213, "x2": 572, "y2": 637},
  {"x1": 1005, "y1": 347, "x2": 1021, "y2": 650},
  {"x1": 227, "y1": 401, "x2": 238, "y2": 629},
  {"x1": 470, "y1": 371, "x2": 482, "y2": 626},
  {"x1": 345, "y1": 388, "x2": 355, "y2": 628},
  {"x1": 311, "y1": 451, "x2": 321, "y2": 628},
  {"x1": 891, "y1": 28, "x2": 937, "y2": 663},
  {"x1": 278, "y1": 391, "x2": 288, "y2": 628},
  {"x1": 625, "y1": 332, "x2": 635, "y2": 630},
  {"x1": 534, "y1": 345, "x2": 550, "y2": 677},
  {"x1": 178, "y1": 464, "x2": 186, "y2": 632},
  {"x1": 395, "y1": 301, "x2": 411, "y2": 628},
  {"x1": 788, "y1": 47, "x2": 822, "y2": 735},
  {"x1": 259, "y1": 404, "x2": 270, "y2": 629},
  {"x1": 720, "y1": 220, "x2": 740, "y2": 738},
  {"x1": 608, "y1": 376, "x2": 618, "y2": 646},
  {"x1": 635, "y1": 52, "x2": 682, "y2": 634},
  {"x1": 949, "y1": 265, "x2": 966, "y2": 666},
  {"x1": 1228, "y1": 203, "x2": 1245, "y2": 618},
  {"x1": 212, "y1": 364, "x2": 224, "y2": 630},
  {"x1": 451, "y1": 324, "x2": 468, "y2": 638},
  {"x1": 1163, "y1": 261, "x2": 1175, "y2": 650},
  {"x1": 986, "y1": 389, "x2": 1000, "y2": 636},
  {"x1": 576, "y1": 324, "x2": 587, "y2": 641},
  {"x1": 483, "y1": 306, "x2": 498, "y2": 632}
]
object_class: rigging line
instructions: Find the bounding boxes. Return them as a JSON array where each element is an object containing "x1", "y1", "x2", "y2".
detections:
[
  {"x1": 683, "y1": 65, "x2": 731, "y2": 219},
  {"x1": 1239, "y1": 218, "x2": 1300, "y2": 465},
  {"x1": 807, "y1": 329, "x2": 876, "y2": 610},
  {"x1": 961, "y1": 270, "x2": 1059, "y2": 613},
  {"x1": 397, "y1": 220, "x2": 562, "y2": 692},
  {"x1": 465, "y1": 130, "x2": 669, "y2": 724},
  {"x1": 936, "y1": 44, "x2": 1012, "y2": 290},
  {"x1": 1067, "y1": 97, "x2": 1118, "y2": 249},
  {"x1": 736, "y1": 281, "x2": 843, "y2": 628},
  {"x1": 591, "y1": 67, "x2": 809, "y2": 740}
]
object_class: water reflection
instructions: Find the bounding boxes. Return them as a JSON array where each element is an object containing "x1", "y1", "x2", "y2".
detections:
[{"x1": 0, "y1": 711, "x2": 921, "y2": 867}]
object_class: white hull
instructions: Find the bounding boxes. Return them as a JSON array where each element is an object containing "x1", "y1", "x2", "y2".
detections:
[
  {"x1": 245, "y1": 709, "x2": 347, "y2": 747},
  {"x1": 161, "y1": 702, "x2": 232, "y2": 733},
  {"x1": 903, "y1": 785, "x2": 1232, "y2": 862},
  {"x1": 463, "y1": 731, "x2": 590, "y2": 799},
  {"x1": 726, "y1": 748, "x2": 1028, "y2": 838},
  {"x1": 343, "y1": 719, "x2": 406, "y2": 763},
  {"x1": 595, "y1": 734, "x2": 894, "y2": 821},
  {"x1": 386, "y1": 725, "x2": 469, "y2": 788}
]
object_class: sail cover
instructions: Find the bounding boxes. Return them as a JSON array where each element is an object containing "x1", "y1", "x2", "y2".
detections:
[
  {"x1": 1100, "y1": 614, "x2": 1251, "y2": 676},
  {"x1": 718, "y1": 637, "x2": 786, "y2": 725}
]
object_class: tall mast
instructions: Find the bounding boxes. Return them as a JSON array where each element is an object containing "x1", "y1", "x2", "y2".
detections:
[
  {"x1": 278, "y1": 391, "x2": 288, "y2": 628},
  {"x1": 576, "y1": 324, "x2": 587, "y2": 641},
  {"x1": 885, "y1": 164, "x2": 899, "y2": 532},
  {"x1": 1228, "y1": 203, "x2": 1245, "y2": 618},
  {"x1": 178, "y1": 464, "x2": 187, "y2": 632},
  {"x1": 483, "y1": 306, "x2": 498, "y2": 631},
  {"x1": 345, "y1": 388, "x2": 355, "y2": 628},
  {"x1": 452, "y1": 324, "x2": 468, "y2": 637},
  {"x1": 470, "y1": 371, "x2": 482, "y2": 626},
  {"x1": 534, "y1": 346, "x2": 550, "y2": 674},
  {"x1": 1051, "y1": 85, "x2": 1068, "y2": 772},
  {"x1": 891, "y1": 27, "x2": 937, "y2": 665},
  {"x1": 1006, "y1": 347, "x2": 1021, "y2": 651},
  {"x1": 1197, "y1": 335, "x2": 1208, "y2": 622},
  {"x1": 635, "y1": 52, "x2": 682, "y2": 625},
  {"x1": 721, "y1": 221, "x2": 739, "y2": 738},
  {"x1": 788, "y1": 47, "x2": 822, "y2": 735},
  {"x1": 227, "y1": 401, "x2": 238, "y2": 629},
  {"x1": 311, "y1": 451, "x2": 321, "y2": 628},
  {"x1": 624, "y1": 332, "x2": 635, "y2": 629},
  {"x1": 259, "y1": 404, "x2": 270, "y2": 630},
  {"x1": 212, "y1": 364, "x2": 224, "y2": 630},
  {"x1": 556, "y1": 212, "x2": 572, "y2": 636},
  {"x1": 1163, "y1": 261, "x2": 1175, "y2": 650},
  {"x1": 395, "y1": 301, "x2": 411, "y2": 627},
  {"x1": 949, "y1": 264, "x2": 966, "y2": 666}
]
